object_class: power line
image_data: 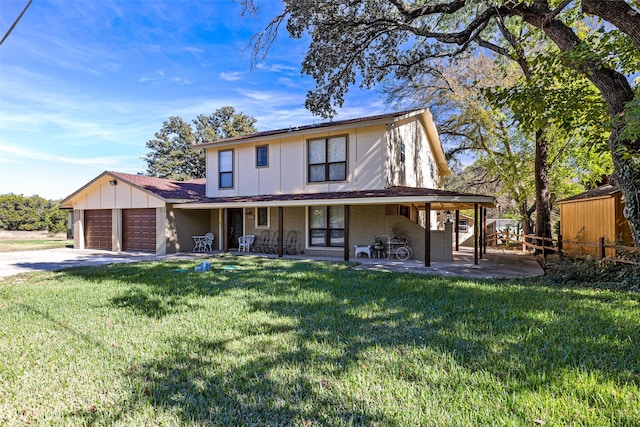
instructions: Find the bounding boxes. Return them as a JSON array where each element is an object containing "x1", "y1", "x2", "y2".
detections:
[{"x1": 0, "y1": 0, "x2": 33, "y2": 47}]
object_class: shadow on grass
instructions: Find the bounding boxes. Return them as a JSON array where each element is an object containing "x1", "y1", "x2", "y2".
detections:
[{"x1": 60, "y1": 256, "x2": 640, "y2": 424}]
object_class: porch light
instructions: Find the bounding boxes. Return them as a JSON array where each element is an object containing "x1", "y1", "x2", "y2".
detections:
[{"x1": 109, "y1": 180, "x2": 117, "y2": 186}]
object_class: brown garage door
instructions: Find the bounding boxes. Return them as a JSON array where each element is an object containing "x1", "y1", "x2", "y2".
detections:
[
  {"x1": 85, "y1": 210, "x2": 112, "y2": 250},
  {"x1": 123, "y1": 208, "x2": 156, "y2": 252}
]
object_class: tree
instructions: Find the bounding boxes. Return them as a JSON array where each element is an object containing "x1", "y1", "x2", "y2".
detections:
[
  {"x1": 0, "y1": 194, "x2": 67, "y2": 233},
  {"x1": 245, "y1": 0, "x2": 640, "y2": 247},
  {"x1": 144, "y1": 107, "x2": 258, "y2": 180}
]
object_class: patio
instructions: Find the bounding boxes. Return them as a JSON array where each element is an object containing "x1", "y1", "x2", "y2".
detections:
[{"x1": 225, "y1": 246, "x2": 544, "y2": 279}]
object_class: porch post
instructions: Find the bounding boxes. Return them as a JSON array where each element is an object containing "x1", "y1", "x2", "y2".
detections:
[
  {"x1": 425, "y1": 202, "x2": 431, "y2": 267},
  {"x1": 483, "y1": 207, "x2": 488, "y2": 256},
  {"x1": 278, "y1": 206, "x2": 284, "y2": 258},
  {"x1": 455, "y1": 210, "x2": 460, "y2": 251},
  {"x1": 474, "y1": 203, "x2": 479, "y2": 265},
  {"x1": 479, "y1": 207, "x2": 484, "y2": 260},
  {"x1": 344, "y1": 204, "x2": 350, "y2": 261},
  {"x1": 223, "y1": 208, "x2": 229, "y2": 253}
]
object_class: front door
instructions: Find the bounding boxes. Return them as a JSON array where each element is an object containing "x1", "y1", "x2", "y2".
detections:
[{"x1": 227, "y1": 208, "x2": 243, "y2": 249}]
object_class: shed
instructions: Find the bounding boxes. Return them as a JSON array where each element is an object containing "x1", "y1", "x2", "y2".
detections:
[{"x1": 558, "y1": 184, "x2": 632, "y2": 256}]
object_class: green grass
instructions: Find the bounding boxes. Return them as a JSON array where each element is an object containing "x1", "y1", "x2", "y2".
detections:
[
  {"x1": 1, "y1": 256, "x2": 638, "y2": 426},
  {"x1": 0, "y1": 239, "x2": 71, "y2": 252}
]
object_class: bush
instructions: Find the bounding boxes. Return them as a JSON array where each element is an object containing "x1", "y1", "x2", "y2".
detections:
[{"x1": 540, "y1": 255, "x2": 640, "y2": 292}]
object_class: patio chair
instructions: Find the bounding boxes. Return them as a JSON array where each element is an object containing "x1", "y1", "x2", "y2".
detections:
[
  {"x1": 238, "y1": 235, "x2": 255, "y2": 252},
  {"x1": 255, "y1": 230, "x2": 270, "y2": 253},
  {"x1": 203, "y1": 233, "x2": 214, "y2": 252},
  {"x1": 285, "y1": 230, "x2": 297, "y2": 255}
]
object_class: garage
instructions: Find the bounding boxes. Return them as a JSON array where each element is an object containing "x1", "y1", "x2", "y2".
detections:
[
  {"x1": 85, "y1": 209, "x2": 112, "y2": 250},
  {"x1": 123, "y1": 208, "x2": 156, "y2": 252}
]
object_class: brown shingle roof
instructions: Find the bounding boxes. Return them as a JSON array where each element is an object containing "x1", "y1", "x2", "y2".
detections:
[
  {"x1": 62, "y1": 171, "x2": 494, "y2": 209},
  {"x1": 109, "y1": 172, "x2": 205, "y2": 200},
  {"x1": 110, "y1": 173, "x2": 494, "y2": 208},
  {"x1": 190, "y1": 186, "x2": 492, "y2": 204},
  {"x1": 559, "y1": 184, "x2": 621, "y2": 203}
]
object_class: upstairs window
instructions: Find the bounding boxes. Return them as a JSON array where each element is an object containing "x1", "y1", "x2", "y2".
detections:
[
  {"x1": 308, "y1": 136, "x2": 347, "y2": 182},
  {"x1": 219, "y1": 149, "x2": 233, "y2": 189},
  {"x1": 256, "y1": 145, "x2": 268, "y2": 168},
  {"x1": 400, "y1": 141, "x2": 406, "y2": 163}
]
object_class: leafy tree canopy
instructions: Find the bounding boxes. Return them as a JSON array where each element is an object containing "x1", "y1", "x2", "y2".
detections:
[
  {"x1": 245, "y1": 0, "x2": 640, "y2": 246},
  {"x1": 144, "y1": 106, "x2": 257, "y2": 180},
  {"x1": 0, "y1": 194, "x2": 67, "y2": 233}
]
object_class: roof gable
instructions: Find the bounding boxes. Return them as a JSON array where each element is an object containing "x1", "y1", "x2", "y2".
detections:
[{"x1": 60, "y1": 171, "x2": 205, "y2": 207}]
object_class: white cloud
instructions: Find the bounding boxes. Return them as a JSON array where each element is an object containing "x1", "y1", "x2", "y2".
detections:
[
  {"x1": 0, "y1": 144, "x2": 133, "y2": 167},
  {"x1": 219, "y1": 72, "x2": 243, "y2": 81},
  {"x1": 255, "y1": 62, "x2": 298, "y2": 73}
]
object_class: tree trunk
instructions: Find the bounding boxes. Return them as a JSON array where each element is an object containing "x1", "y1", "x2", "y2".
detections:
[
  {"x1": 581, "y1": 0, "x2": 640, "y2": 52},
  {"x1": 535, "y1": 129, "x2": 553, "y2": 247},
  {"x1": 518, "y1": 6, "x2": 640, "y2": 247}
]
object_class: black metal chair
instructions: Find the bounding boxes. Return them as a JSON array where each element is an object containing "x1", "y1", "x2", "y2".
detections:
[
  {"x1": 267, "y1": 231, "x2": 279, "y2": 253},
  {"x1": 285, "y1": 230, "x2": 297, "y2": 255},
  {"x1": 255, "y1": 230, "x2": 270, "y2": 253}
]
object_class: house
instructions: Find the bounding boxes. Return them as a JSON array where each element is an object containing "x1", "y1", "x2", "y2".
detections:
[
  {"x1": 558, "y1": 184, "x2": 632, "y2": 256},
  {"x1": 61, "y1": 109, "x2": 495, "y2": 265}
]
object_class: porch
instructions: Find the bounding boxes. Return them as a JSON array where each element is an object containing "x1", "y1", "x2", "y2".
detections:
[{"x1": 208, "y1": 246, "x2": 544, "y2": 280}]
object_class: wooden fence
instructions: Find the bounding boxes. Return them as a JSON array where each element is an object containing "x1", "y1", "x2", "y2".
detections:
[{"x1": 486, "y1": 231, "x2": 640, "y2": 266}]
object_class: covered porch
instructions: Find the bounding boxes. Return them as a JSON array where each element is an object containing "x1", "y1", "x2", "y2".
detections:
[{"x1": 173, "y1": 187, "x2": 496, "y2": 266}]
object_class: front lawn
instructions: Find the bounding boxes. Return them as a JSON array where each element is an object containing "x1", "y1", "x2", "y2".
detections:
[
  {"x1": 1, "y1": 256, "x2": 638, "y2": 426},
  {"x1": 0, "y1": 239, "x2": 71, "y2": 252}
]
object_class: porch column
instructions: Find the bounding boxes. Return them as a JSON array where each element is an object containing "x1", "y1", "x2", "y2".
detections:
[
  {"x1": 479, "y1": 207, "x2": 484, "y2": 260},
  {"x1": 455, "y1": 210, "x2": 460, "y2": 251},
  {"x1": 483, "y1": 207, "x2": 488, "y2": 256},
  {"x1": 344, "y1": 204, "x2": 350, "y2": 261},
  {"x1": 474, "y1": 203, "x2": 479, "y2": 265},
  {"x1": 278, "y1": 206, "x2": 284, "y2": 258},
  {"x1": 223, "y1": 208, "x2": 229, "y2": 253},
  {"x1": 425, "y1": 202, "x2": 431, "y2": 267}
]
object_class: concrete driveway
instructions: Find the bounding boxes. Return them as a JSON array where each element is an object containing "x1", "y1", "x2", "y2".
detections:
[{"x1": 0, "y1": 248, "x2": 173, "y2": 279}]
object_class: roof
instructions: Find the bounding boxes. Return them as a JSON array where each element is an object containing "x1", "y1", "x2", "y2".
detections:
[
  {"x1": 558, "y1": 184, "x2": 621, "y2": 203},
  {"x1": 174, "y1": 186, "x2": 495, "y2": 210},
  {"x1": 60, "y1": 171, "x2": 206, "y2": 207},
  {"x1": 198, "y1": 109, "x2": 434, "y2": 147},
  {"x1": 109, "y1": 172, "x2": 205, "y2": 200},
  {"x1": 62, "y1": 171, "x2": 494, "y2": 210}
]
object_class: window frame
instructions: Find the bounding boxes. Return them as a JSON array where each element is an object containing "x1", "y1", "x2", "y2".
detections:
[
  {"x1": 307, "y1": 135, "x2": 348, "y2": 183},
  {"x1": 458, "y1": 219, "x2": 468, "y2": 232},
  {"x1": 308, "y1": 206, "x2": 345, "y2": 248},
  {"x1": 218, "y1": 149, "x2": 234, "y2": 189},
  {"x1": 255, "y1": 207, "x2": 269, "y2": 228},
  {"x1": 256, "y1": 145, "x2": 269, "y2": 168}
]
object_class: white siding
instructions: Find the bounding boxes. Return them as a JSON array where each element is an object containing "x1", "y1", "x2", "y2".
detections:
[
  {"x1": 68, "y1": 177, "x2": 165, "y2": 210},
  {"x1": 385, "y1": 116, "x2": 441, "y2": 189},
  {"x1": 205, "y1": 124, "x2": 389, "y2": 197}
]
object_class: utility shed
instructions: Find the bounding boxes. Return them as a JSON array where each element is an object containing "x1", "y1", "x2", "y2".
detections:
[{"x1": 558, "y1": 184, "x2": 632, "y2": 257}]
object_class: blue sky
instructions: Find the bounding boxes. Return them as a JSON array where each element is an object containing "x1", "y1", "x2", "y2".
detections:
[{"x1": 0, "y1": 0, "x2": 387, "y2": 200}]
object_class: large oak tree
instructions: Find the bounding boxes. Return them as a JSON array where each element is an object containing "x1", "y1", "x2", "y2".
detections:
[
  {"x1": 144, "y1": 106, "x2": 257, "y2": 180},
  {"x1": 246, "y1": 0, "x2": 640, "y2": 246}
]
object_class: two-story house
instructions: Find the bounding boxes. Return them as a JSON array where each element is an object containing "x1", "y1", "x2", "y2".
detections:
[{"x1": 61, "y1": 109, "x2": 495, "y2": 265}]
